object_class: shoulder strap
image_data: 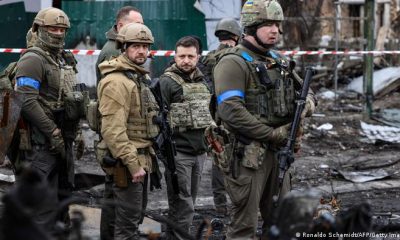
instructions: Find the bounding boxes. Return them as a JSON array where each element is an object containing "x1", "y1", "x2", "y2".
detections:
[
  {"x1": 23, "y1": 47, "x2": 58, "y2": 66},
  {"x1": 162, "y1": 72, "x2": 185, "y2": 86}
]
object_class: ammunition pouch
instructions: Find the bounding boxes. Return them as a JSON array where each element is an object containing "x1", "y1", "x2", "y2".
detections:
[
  {"x1": 94, "y1": 140, "x2": 114, "y2": 175},
  {"x1": 64, "y1": 91, "x2": 84, "y2": 121},
  {"x1": 239, "y1": 140, "x2": 265, "y2": 170},
  {"x1": 86, "y1": 100, "x2": 100, "y2": 132}
]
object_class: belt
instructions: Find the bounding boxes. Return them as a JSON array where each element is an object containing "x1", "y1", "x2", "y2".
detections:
[{"x1": 137, "y1": 148, "x2": 149, "y2": 155}]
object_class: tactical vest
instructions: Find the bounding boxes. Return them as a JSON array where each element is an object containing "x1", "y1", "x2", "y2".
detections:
[
  {"x1": 163, "y1": 72, "x2": 212, "y2": 132},
  {"x1": 21, "y1": 47, "x2": 83, "y2": 121},
  {"x1": 218, "y1": 47, "x2": 300, "y2": 127},
  {"x1": 124, "y1": 71, "x2": 160, "y2": 140}
]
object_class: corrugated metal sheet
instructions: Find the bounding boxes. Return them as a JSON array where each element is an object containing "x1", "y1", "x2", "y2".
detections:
[
  {"x1": 63, "y1": 0, "x2": 206, "y2": 50},
  {"x1": 0, "y1": 2, "x2": 33, "y2": 70},
  {"x1": 63, "y1": 0, "x2": 207, "y2": 77}
]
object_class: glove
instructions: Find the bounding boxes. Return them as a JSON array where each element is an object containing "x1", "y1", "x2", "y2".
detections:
[
  {"x1": 301, "y1": 96, "x2": 316, "y2": 119},
  {"x1": 74, "y1": 131, "x2": 85, "y2": 160},
  {"x1": 149, "y1": 155, "x2": 162, "y2": 191},
  {"x1": 50, "y1": 129, "x2": 65, "y2": 158},
  {"x1": 270, "y1": 123, "x2": 291, "y2": 146}
]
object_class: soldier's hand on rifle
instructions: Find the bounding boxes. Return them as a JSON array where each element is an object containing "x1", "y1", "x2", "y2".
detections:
[
  {"x1": 301, "y1": 96, "x2": 316, "y2": 119},
  {"x1": 271, "y1": 123, "x2": 291, "y2": 146},
  {"x1": 132, "y1": 167, "x2": 146, "y2": 183},
  {"x1": 50, "y1": 128, "x2": 65, "y2": 158}
]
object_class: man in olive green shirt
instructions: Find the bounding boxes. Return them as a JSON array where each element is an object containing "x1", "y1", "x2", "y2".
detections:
[
  {"x1": 213, "y1": 1, "x2": 316, "y2": 239},
  {"x1": 95, "y1": 6, "x2": 143, "y2": 84},
  {"x1": 160, "y1": 36, "x2": 212, "y2": 240}
]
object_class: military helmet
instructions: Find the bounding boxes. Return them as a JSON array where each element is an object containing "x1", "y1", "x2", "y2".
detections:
[
  {"x1": 32, "y1": 7, "x2": 70, "y2": 32},
  {"x1": 215, "y1": 18, "x2": 241, "y2": 37},
  {"x1": 240, "y1": 0, "x2": 284, "y2": 28},
  {"x1": 26, "y1": 28, "x2": 37, "y2": 48},
  {"x1": 116, "y1": 23, "x2": 154, "y2": 49}
]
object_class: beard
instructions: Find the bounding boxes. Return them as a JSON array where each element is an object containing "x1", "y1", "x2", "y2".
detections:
[{"x1": 177, "y1": 63, "x2": 196, "y2": 74}]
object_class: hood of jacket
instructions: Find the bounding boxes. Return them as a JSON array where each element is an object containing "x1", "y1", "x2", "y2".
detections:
[
  {"x1": 105, "y1": 26, "x2": 118, "y2": 41},
  {"x1": 98, "y1": 54, "x2": 149, "y2": 77}
]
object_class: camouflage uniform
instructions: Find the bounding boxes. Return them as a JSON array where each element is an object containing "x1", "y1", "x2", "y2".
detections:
[
  {"x1": 160, "y1": 63, "x2": 211, "y2": 239},
  {"x1": 213, "y1": 1, "x2": 316, "y2": 239},
  {"x1": 14, "y1": 8, "x2": 81, "y2": 231}
]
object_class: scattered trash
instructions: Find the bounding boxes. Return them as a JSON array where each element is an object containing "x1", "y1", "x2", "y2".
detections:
[
  {"x1": 360, "y1": 121, "x2": 400, "y2": 143},
  {"x1": 317, "y1": 123, "x2": 333, "y2": 131},
  {"x1": 338, "y1": 169, "x2": 391, "y2": 183},
  {"x1": 318, "y1": 90, "x2": 336, "y2": 99},
  {"x1": 0, "y1": 173, "x2": 15, "y2": 183},
  {"x1": 347, "y1": 67, "x2": 400, "y2": 98}
]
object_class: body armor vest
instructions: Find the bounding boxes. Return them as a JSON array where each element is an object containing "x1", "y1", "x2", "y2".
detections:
[
  {"x1": 125, "y1": 71, "x2": 159, "y2": 140},
  {"x1": 164, "y1": 72, "x2": 213, "y2": 132},
  {"x1": 219, "y1": 47, "x2": 299, "y2": 127},
  {"x1": 22, "y1": 47, "x2": 82, "y2": 120}
]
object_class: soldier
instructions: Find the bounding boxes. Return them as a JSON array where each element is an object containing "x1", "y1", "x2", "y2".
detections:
[
  {"x1": 202, "y1": 18, "x2": 241, "y2": 216},
  {"x1": 160, "y1": 36, "x2": 212, "y2": 239},
  {"x1": 94, "y1": 6, "x2": 143, "y2": 240},
  {"x1": 97, "y1": 22, "x2": 159, "y2": 239},
  {"x1": 95, "y1": 6, "x2": 143, "y2": 83},
  {"x1": 213, "y1": 0, "x2": 316, "y2": 239},
  {"x1": 14, "y1": 7, "x2": 82, "y2": 231}
]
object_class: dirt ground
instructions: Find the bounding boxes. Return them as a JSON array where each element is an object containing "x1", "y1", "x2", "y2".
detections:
[{"x1": 1, "y1": 88, "x2": 400, "y2": 239}]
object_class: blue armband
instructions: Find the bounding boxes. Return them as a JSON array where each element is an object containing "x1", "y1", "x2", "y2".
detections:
[
  {"x1": 217, "y1": 90, "x2": 245, "y2": 105},
  {"x1": 16, "y1": 77, "x2": 40, "y2": 90}
]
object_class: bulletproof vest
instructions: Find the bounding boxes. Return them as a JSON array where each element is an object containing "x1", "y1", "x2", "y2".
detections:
[
  {"x1": 164, "y1": 72, "x2": 212, "y2": 132},
  {"x1": 124, "y1": 71, "x2": 160, "y2": 140},
  {"x1": 218, "y1": 47, "x2": 299, "y2": 127},
  {"x1": 21, "y1": 47, "x2": 79, "y2": 114}
]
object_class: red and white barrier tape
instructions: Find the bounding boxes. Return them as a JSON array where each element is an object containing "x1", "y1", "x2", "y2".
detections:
[{"x1": 1, "y1": 48, "x2": 400, "y2": 56}]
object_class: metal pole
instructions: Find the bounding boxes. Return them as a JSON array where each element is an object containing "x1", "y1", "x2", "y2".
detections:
[
  {"x1": 364, "y1": 0, "x2": 374, "y2": 117},
  {"x1": 334, "y1": 2, "x2": 340, "y2": 107}
]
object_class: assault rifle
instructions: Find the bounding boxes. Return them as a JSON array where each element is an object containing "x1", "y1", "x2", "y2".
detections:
[
  {"x1": 149, "y1": 79, "x2": 179, "y2": 194},
  {"x1": 274, "y1": 67, "x2": 313, "y2": 202}
]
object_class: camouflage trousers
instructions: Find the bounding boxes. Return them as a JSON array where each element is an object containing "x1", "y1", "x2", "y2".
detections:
[
  {"x1": 164, "y1": 151, "x2": 206, "y2": 240},
  {"x1": 225, "y1": 149, "x2": 291, "y2": 240},
  {"x1": 113, "y1": 174, "x2": 148, "y2": 240}
]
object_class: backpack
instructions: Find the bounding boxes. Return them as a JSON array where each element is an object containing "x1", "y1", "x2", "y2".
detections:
[{"x1": 0, "y1": 62, "x2": 18, "y2": 90}]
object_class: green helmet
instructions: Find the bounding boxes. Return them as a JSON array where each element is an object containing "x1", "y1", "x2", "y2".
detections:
[
  {"x1": 215, "y1": 18, "x2": 241, "y2": 37},
  {"x1": 240, "y1": 0, "x2": 284, "y2": 28},
  {"x1": 116, "y1": 23, "x2": 154, "y2": 50}
]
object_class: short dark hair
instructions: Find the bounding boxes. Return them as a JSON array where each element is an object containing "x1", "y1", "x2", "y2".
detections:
[
  {"x1": 175, "y1": 36, "x2": 201, "y2": 54},
  {"x1": 116, "y1": 6, "x2": 141, "y2": 23}
]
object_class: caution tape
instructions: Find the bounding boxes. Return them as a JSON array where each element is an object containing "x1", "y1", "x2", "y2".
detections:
[{"x1": 1, "y1": 48, "x2": 400, "y2": 56}]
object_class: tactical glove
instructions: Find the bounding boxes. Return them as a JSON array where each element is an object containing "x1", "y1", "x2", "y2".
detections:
[
  {"x1": 149, "y1": 155, "x2": 162, "y2": 191},
  {"x1": 301, "y1": 96, "x2": 316, "y2": 118},
  {"x1": 50, "y1": 129, "x2": 65, "y2": 159},
  {"x1": 270, "y1": 123, "x2": 291, "y2": 146}
]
